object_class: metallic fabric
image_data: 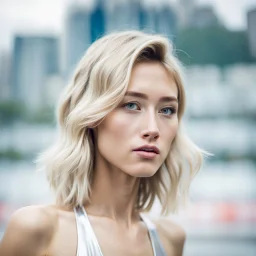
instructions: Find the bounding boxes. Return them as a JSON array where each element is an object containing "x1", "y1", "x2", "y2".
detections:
[{"x1": 74, "y1": 206, "x2": 166, "y2": 256}]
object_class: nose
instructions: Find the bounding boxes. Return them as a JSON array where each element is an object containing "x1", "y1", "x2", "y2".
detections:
[{"x1": 140, "y1": 111, "x2": 160, "y2": 141}]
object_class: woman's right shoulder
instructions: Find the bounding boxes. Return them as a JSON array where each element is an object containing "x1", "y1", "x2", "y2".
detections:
[{"x1": 0, "y1": 204, "x2": 58, "y2": 256}]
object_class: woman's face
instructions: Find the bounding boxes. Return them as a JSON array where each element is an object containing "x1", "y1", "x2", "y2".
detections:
[{"x1": 95, "y1": 61, "x2": 179, "y2": 177}]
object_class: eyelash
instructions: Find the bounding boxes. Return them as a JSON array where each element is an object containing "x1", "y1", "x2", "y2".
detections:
[{"x1": 123, "y1": 102, "x2": 177, "y2": 116}]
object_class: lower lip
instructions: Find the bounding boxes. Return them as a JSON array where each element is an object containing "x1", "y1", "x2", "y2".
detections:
[{"x1": 134, "y1": 151, "x2": 158, "y2": 159}]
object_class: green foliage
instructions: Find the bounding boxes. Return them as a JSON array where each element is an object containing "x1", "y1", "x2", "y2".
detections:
[
  {"x1": 175, "y1": 26, "x2": 254, "y2": 67},
  {"x1": 0, "y1": 148, "x2": 24, "y2": 161},
  {"x1": 0, "y1": 101, "x2": 26, "y2": 124},
  {"x1": 25, "y1": 106, "x2": 55, "y2": 124},
  {"x1": 0, "y1": 101, "x2": 55, "y2": 125}
]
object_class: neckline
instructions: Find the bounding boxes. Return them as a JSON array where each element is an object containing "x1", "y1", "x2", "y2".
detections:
[
  {"x1": 80, "y1": 206, "x2": 104, "y2": 256},
  {"x1": 79, "y1": 206, "x2": 156, "y2": 256}
]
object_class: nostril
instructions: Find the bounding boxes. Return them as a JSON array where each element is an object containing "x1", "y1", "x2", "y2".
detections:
[{"x1": 142, "y1": 132, "x2": 159, "y2": 140}]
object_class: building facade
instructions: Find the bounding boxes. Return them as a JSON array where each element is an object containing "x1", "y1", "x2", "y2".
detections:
[
  {"x1": 0, "y1": 52, "x2": 12, "y2": 101},
  {"x1": 247, "y1": 8, "x2": 256, "y2": 58},
  {"x1": 12, "y1": 35, "x2": 59, "y2": 110}
]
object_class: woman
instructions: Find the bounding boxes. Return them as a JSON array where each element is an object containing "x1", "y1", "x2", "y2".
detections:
[{"x1": 0, "y1": 31, "x2": 205, "y2": 256}]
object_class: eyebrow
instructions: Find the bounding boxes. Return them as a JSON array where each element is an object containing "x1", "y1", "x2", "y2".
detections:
[{"x1": 124, "y1": 91, "x2": 178, "y2": 103}]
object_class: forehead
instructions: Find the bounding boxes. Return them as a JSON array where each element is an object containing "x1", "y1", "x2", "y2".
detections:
[{"x1": 127, "y1": 62, "x2": 178, "y2": 97}]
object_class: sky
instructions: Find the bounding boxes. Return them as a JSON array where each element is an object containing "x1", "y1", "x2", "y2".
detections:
[{"x1": 0, "y1": 0, "x2": 256, "y2": 51}]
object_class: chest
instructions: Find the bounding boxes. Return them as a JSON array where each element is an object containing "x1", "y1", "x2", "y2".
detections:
[
  {"x1": 48, "y1": 215, "x2": 155, "y2": 256},
  {"x1": 80, "y1": 216, "x2": 156, "y2": 256},
  {"x1": 91, "y1": 223, "x2": 155, "y2": 256}
]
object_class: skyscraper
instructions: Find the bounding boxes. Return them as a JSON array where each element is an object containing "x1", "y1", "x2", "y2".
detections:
[
  {"x1": 65, "y1": 5, "x2": 91, "y2": 77},
  {"x1": 140, "y1": 5, "x2": 158, "y2": 33},
  {"x1": 129, "y1": 0, "x2": 141, "y2": 30},
  {"x1": 0, "y1": 51, "x2": 12, "y2": 101},
  {"x1": 90, "y1": 0, "x2": 105, "y2": 43},
  {"x1": 12, "y1": 35, "x2": 59, "y2": 109},
  {"x1": 191, "y1": 6, "x2": 219, "y2": 28},
  {"x1": 247, "y1": 8, "x2": 256, "y2": 58},
  {"x1": 177, "y1": 0, "x2": 196, "y2": 28},
  {"x1": 156, "y1": 4, "x2": 177, "y2": 41},
  {"x1": 107, "y1": 0, "x2": 141, "y2": 32}
]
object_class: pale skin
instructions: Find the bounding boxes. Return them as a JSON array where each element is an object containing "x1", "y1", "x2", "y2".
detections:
[{"x1": 0, "y1": 62, "x2": 186, "y2": 256}]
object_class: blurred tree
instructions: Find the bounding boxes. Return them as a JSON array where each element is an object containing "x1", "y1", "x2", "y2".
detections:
[
  {"x1": 0, "y1": 101, "x2": 26, "y2": 125},
  {"x1": 175, "y1": 26, "x2": 253, "y2": 66},
  {"x1": 25, "y1": 106, "x2": 55, "y2": 124},
  {"x1": 0, "y1": 101, "x2": 55, "y2": 125},
  {"x1": 0, "y1": 148, "x2": 24, "y2": 161}
]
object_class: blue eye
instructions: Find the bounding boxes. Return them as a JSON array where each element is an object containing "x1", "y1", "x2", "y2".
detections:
[
  {"x1": 124, "y1": 102, "x2": 139, "y2": 110},
  {"x1": 160, "y1": 107, "x2": 175, "y2": 116}
]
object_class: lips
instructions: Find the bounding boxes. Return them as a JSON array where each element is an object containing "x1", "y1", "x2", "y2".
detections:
[{"x1": 133, "y1": 145, "x2": 160, "y2": 154}]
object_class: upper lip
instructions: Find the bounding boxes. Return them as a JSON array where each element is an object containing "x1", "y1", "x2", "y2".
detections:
[{"x1": 133, "y1": 145, "x2": 160, "y2": 154}]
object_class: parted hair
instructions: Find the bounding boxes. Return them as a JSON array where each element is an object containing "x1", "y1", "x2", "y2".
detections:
[{"x1": 37, "y1": 30, "x2": 206, "y2": 214}]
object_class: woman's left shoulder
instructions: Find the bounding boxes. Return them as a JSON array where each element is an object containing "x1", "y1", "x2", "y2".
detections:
[
  {"x1": 153, "y1": 217, "x2": 186, "y2": 255},
  {"x1": 155, "y1": 217, "x2": 186, "y2": 243}
]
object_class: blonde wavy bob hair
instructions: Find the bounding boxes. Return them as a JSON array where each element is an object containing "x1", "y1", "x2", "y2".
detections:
[{"x1": 38, "y1": 30, "x2": 206, "y2": 214}]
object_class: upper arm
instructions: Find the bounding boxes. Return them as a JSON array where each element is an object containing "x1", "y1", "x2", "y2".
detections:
[{"x1": 0, "y1": 205, "x2": 56, "y2": 256}]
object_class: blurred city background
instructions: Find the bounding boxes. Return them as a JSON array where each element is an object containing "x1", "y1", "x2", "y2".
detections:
[{"x1": 0, "y1": 0, "x2": 256, "y2": 255}]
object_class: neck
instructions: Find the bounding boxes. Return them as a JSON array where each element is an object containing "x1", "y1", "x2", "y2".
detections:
[{"x1": 84, "y1": 158, "x2": 141, "y2": 227}]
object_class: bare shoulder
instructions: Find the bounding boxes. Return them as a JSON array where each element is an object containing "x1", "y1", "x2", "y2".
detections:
[
  {"x1": 0, "y1": 204, "x2": 58, "y2": 256},
  {"x1": 156, "y1": 217, "x2": 186, "y2": 244},
  {"x1": 153, "y1": 217, "x2": 186, "y2": 256}
]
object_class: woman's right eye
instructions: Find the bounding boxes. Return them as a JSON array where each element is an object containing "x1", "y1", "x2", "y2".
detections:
[{"x1": 123, "y1": 102, "x2": 140, "y2": 110}]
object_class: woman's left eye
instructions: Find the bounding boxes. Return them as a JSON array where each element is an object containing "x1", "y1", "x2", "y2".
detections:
[
  {"x1": 160, "y1": 107, "x2": 175, "y2": 116},
  {"x1": 124, "y1": 102, "x2": 140, "y2": 110}
]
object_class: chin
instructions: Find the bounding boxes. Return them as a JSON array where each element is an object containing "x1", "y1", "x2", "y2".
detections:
[{"x1": 128, "y1": 168, "x2": 158, "y2": 178}]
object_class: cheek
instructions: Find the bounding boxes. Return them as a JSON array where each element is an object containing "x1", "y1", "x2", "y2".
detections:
[
  {"x1": 171, "y1": 121, "x2": 179, "y2": 139},
  {"x1": 97, "y1": 113, "x2": 131, "y2": 151},
  {"x1": 163, "y1": 120, "x2": 179, "y2": 148},
  {"x1": 105, "y1": 113, "x2": 131, "y2": 137}
]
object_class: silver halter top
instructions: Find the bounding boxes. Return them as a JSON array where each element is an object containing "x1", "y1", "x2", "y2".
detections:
[{"x1": 74, "y1": 206, "x2": 166, "y2": 256}]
